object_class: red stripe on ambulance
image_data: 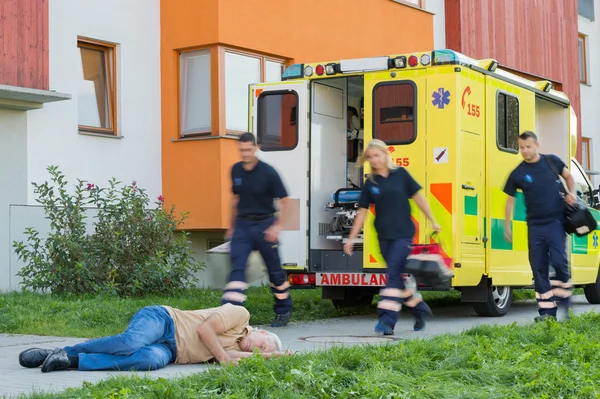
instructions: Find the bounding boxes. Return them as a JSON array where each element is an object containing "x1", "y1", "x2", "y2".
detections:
[{"x1": 317, "y1": 273, "x2": 388, "y2": 286}]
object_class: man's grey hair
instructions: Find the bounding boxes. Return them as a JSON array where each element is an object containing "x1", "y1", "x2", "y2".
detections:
[{"x1": 255, "y1": 328, "x2": 282, "y2": 352}]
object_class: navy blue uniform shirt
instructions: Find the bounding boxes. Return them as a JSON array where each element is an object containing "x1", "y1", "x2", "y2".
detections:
[
  {"x1": 503, "y1": 153, "x2": 566, "y2": 225},
  {"x1": 231, "y1": 160, "x2": 288, "y2": 217},
  {"x1": 358, "y1": 167, "x2": 421, "y2": 240}
]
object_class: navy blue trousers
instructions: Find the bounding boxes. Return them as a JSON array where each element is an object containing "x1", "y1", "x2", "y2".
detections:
[
  {"x1": 528, "y1": 220, "x2": 572, "y2": 316},
  {"x1": 377, "y1": 238, "x2": 430, "y2": 329},
  {"x1": 221, "y1": 217, "x2": 292, "y2": 315}
]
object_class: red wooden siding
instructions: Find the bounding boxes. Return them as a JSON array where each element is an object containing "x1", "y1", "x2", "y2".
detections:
[
  {"x1": 0, "y1": 0, "x2": 49, "y2": 90},
  {"x1": 445, "y1": 0, "x2": 582, "y2": 161}
]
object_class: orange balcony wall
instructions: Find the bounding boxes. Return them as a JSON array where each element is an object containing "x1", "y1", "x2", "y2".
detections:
[{"x1": 161, "y1": 0, "x2": 434, "y2": 230}]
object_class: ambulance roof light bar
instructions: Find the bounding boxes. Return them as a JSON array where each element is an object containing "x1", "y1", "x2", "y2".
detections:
[
  {"x1": 282, "y1": 63, "x2": 304, "y2": 80},
  {"x1": 431, "y1": 49, "x2": 473, "y2": 67}
]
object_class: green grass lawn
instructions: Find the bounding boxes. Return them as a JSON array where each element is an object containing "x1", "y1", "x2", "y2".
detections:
[
  {"x1": 0, "y1": 286, "x2": 546, "y2": 339},
  {"x1": 8, "y1": 311, "x2": 600, "y2": 399}
]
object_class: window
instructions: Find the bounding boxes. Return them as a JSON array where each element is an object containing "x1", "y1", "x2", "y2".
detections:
[
  {"x1": 571, "y1": 159, "x2": 594, "y2": 207},
  {"x1": 578, "y1": 0, "x2": 595, "y2": 21},
  {"x1": 497, "y1": 92, "x2": 520, "y2": 152},
  {"x1": 579, "y1": 34, "x2": 588, "y2": 84},
  {"x1": 373, "y1": 82, "x2": 416, "y2": 145},
  {"x1": 392, "y1": 0, "x2": 423, "y2": 7},
  {"x1": 582, "y1": 137, "x2": 591, "y2": 171},
  {"x1": 257, "y1": 92, "x2": 298, "y2": 151},
  {"x1": 180, "y1": 49, "x2": 211, "y2": 136},
  {"x1": 225, "y1": 50, "x2": 285, "y2": 133},
  {"x1": 77, "y1": 39, "x2": 116, "y2": 135}
]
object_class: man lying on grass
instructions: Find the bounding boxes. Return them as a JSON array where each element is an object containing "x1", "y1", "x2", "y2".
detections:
[{"x1": 18, "y1": 303, "x2": 290, "y2": 373}]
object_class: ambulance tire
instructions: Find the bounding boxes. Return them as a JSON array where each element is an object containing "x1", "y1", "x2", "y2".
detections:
[
  {"x1": 583, "y1": 269, "x2": 600, "y2": 304},
  {"x1": 472, "y1": 285, "x2": 512, "y2": 317},
  {"x1": 331, "y1": 288, "x2": 374, "y2": 309}
]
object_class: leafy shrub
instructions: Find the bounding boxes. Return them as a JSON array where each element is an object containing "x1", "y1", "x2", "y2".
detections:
[{"x1": 13, "y1": 166, "x2": 204, "y2": 297}]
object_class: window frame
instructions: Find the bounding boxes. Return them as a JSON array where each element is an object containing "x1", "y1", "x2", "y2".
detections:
[
  {"x1": 582, "y1": 136, "x2": 591, "y2": 171},
  {"x1": 256, "y1": 90, "x2": 299, "y2": 152},
  {"x1": 179, "y1": 48, "x2": 213, "y2": 137},
  {"x1": 578, "y1": 33, "x2": 588, "y2": 84},
  {"x1": 570, "y1": 158, "x2": 594, "y2": 207},
  {"x1": 77, "y1": 38, "x2": 117, "y2": 136},
  {"x1": 222, "y1": 47, "x2": 286, "y2": 135},
  {"x1": 372, "y1": 80, "x2": 418, "y2": 146},
  {"x1": 391, "y1": 0, "x2": 424, "y2": 8},
  {"x1": 496, "y1": 90, "x2": 520, "y2": 154}
]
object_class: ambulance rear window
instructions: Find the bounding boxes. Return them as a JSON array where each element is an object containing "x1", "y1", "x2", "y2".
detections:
[
  {"x1": 373, "y1": 82, "x2": 416, "y2": 145},
  {"x1": 257, "y1": 91, "x2": 298, "y2": 151}
]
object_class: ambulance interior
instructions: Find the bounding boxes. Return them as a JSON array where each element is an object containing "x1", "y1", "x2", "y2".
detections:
[
  {"x1": 536, "y1": 96, "x2": 598, "y2": 207},
  {"x1": 309, "y1": 75, "x2": 367, "y2": 254}
]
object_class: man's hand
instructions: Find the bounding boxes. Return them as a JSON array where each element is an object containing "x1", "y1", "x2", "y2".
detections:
[
  {"x1": 344, "y1": 239, "x2": 354, "y2": 256},
  {"x1": 264, "y1": 224, "x2": 280, "y2": 243},
  {"x1": 504, "y1": 226, "x2": 512, "y2": 243},
  {"x1": 218, "y1": 354, "x2": 240, "y2": 366},
  {"x1": 565, "y1": 192, "x2": 577, "y2": 206},
  {"x1": 432, "y1": 223, "x2": 441, "y2": 234},
  {"x1": 225, "y1": 228, "x2": 234, "y2": 241}
]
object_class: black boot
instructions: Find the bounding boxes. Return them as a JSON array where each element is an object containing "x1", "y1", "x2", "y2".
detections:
[
  {"x1": 19, "y1": 348, "x2": 54, "y2": 368},
  {"x1": 40, "y1": 348, "x2": 76, "y2": 373},
  {"x1": 271, "y1": 311, "x2": 292, "y2": 327}
]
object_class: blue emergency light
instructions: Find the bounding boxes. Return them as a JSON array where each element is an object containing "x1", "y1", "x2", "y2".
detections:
[{"x1": 282, "y1": 64, "x2": 304, "y2": 81}]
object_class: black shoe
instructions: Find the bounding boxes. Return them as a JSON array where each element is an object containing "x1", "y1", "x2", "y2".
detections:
[
  {"x1": 557, "y1": 298, "x2": 572, "y2": 321},
  {"x1": 534, "y1": 313, "x2": 557, "y2": 323},
  {"x1": 40, "y1": 348, "x2": 73, "y2": 373},
  {"x1": 271, "y1": 312, "x2": 291, "y2": 327},
  {"x1": 19, "y1": 348, "x2": 54, "y2": 368},
  {"x1": 412, "y1": 302, "x2": 433, "y2": 331},
  {"x1": 375, "y1": 319, "x2": 394, "y2": 335}
]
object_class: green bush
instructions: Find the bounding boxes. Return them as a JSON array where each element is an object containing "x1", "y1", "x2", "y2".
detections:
[{"x1": 13, "y1": 166, "x2": 203, "y2": 297}]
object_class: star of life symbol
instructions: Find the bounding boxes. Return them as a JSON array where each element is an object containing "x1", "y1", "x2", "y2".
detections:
[
  {"x1": 432, "y1": 88, "x2": 451, "y2": 109},
  {"x1": 593, "y1": 232, "x2": 598, "y2": 249}
]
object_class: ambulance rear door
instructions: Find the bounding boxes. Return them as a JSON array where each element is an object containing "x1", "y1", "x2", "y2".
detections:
[{"x1": 248, "y1": 80, "x2": 309, "y2": 270}]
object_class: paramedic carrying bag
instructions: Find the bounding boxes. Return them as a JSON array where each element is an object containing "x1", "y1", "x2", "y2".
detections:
[
  {"x1": 403, "y1": 233, "x2": 453, "y2": 288},
  {"x1": 544, "y1": 154, "x2": 597, "y2": 237}
]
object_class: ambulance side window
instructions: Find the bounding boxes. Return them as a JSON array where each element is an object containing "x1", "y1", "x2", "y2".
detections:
[
  {"x1": 257, "y1": 91, "x2": 298, "y2": 151},
  {"x1": 373, "y1": 81, "x2": 416, "y2": 145},
  {"x1": 497, "y1": 92, "x2": 520, "y2": 153},
  {"x1": 570, "y1": 159, "x2": 594, "y2": 207}
]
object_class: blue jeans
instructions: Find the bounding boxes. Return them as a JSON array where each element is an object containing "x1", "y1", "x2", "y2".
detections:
[
  {"x1": 63, "y1": 306, "x2": 177, "y2": 371},
  {"x1": 222, "y1": 216, "x2": 292, "y2": 315}
]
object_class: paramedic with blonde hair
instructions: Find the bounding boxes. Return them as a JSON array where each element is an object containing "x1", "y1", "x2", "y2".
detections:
[{"x1": 344, "y1": 139, "x2": 441, "y2": 334}]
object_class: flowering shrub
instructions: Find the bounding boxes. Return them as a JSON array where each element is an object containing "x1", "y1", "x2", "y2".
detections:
[{"x1": 13, "y1": 166, "x2": 204, "y2": 297}]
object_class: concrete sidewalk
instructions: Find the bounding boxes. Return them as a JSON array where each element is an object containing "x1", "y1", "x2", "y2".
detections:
[{"x1": 1, "y1": 296, "x2": 599, "y2": 398}]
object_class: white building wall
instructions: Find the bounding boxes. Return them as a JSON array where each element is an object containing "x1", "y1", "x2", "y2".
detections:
[
  {"x1": 0, "y1": 110, "x2": 28, "y2": 291},
  {"x1": 579, "y1": 0, "x2": 600, "y2": 185},
  {"x1": 26, "y1": 0, "x2": 162, "y2": 202},
  {"x1": 424, "y1": 0, "x2": 446, "y2": 50},
  {"x1": 5, "y1": 0, "x2": 162, "y2": 291}
]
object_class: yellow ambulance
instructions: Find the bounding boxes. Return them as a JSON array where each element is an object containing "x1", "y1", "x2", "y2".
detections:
[{"x1": 247, "y1": 49, "x2": 600, "y2": 316}]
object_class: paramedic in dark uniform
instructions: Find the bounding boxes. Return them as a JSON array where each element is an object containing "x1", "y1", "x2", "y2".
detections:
[
  {"x1": 344, "y1": 139, "x2": 440, "y2": 335},
  {"x1": 222, "y1": 132, "x2": 292, "y2": 327},
  {"x1": 503, "y1": 131, "x2": 577, "y2": 322}
]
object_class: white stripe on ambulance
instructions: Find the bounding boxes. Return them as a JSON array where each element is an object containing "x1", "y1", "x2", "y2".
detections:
[{"x1": 317, "y1": 273, "x2": 388, "y2": 286}]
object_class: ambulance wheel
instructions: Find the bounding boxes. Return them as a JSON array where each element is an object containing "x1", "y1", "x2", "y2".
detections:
[
  {"x1": 331, "y1": 288, "x2": 374, "y2": 309},
  {"x1": 583, "y1": 269, "x2": 600, "y2": 304},
  {"x1": 472, "y1": 285, "x2": 512, "y2": 317}
]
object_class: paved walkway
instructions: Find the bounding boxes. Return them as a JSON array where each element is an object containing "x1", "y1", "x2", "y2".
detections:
[{"x1": 1, "y1": 296, "x2": 599, "y2": 398}]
